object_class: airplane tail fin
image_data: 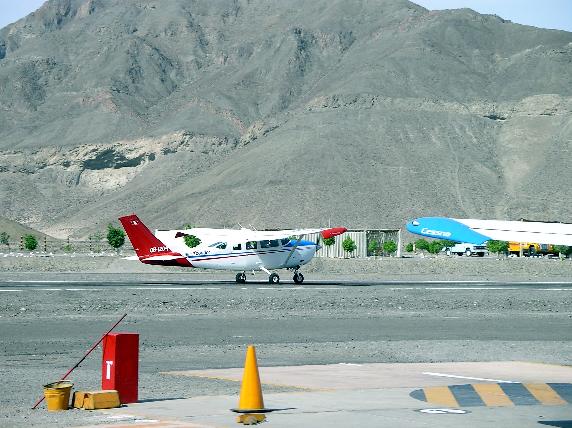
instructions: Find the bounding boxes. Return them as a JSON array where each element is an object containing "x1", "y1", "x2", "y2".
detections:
[{"x1": 118, "y1": 214, "x2": 191, "y2": 266}]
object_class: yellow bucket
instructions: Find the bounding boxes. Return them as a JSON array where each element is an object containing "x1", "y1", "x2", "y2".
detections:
[{"x1": 43, "y1": 381, "x2": 73, "y2": 411}]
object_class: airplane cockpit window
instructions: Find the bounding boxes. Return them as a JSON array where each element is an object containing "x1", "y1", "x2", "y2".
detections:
[
  {"x1": 260, "y1": 240, "x2": 271, "y2": 248},
  {"x1": 246, "y1": 241, "x2": 257, "y2": 250},
  {"x1": 233, "y1": 243, "x2": 241, "y2": 250},
  {"x1": 280, "y1": 238, "x2": 290, "y2": 246},
  {"x1": 269, "y1": 239, "x2": 279, "y2": 247}
]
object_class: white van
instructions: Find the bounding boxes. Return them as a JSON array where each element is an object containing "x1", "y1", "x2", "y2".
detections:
[{"x1": 445, "y1": 243, "x2": 487, "y2": 257}]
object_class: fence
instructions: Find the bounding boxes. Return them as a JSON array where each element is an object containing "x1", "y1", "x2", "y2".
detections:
[
  {"x1": 0, "y1": 236, "x2": 134, "y2": 254},
  {"x1": 307, "y1": 229, "x2": 401, "y2": 258}
]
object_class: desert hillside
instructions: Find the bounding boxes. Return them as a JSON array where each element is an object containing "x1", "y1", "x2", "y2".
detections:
[{"x1": 1, "y1": 0, "x2": 571, "y2": 237}]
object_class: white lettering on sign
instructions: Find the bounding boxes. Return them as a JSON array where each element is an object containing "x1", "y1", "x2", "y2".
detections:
[
  {"x1": 420, "y1": 228, "x2": 452, "y2": 238},
  {"x1": 105, "y1": 360, "x2": 113, "y2": 380},
  {"x1": 149, "y1": 246, "x2": 169, "y2": 253}
]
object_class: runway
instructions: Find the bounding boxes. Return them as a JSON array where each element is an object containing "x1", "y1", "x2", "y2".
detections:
[{"x1": 1, "y1": 277, "x2": 571, "y2": 427}]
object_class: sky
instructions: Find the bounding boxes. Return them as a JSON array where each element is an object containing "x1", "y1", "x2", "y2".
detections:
[{"x1": 0, "y1": 0, "x2": 571, "y2": 32}]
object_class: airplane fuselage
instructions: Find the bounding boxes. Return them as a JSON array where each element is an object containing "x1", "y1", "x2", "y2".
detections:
[{"x1": 156, "y1": 229, "x2": 319, "y2": 271}]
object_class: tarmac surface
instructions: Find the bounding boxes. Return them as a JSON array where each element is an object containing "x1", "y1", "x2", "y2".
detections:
[{"x1": 1, "y1": 275, "x2": 571, "y2": 427}]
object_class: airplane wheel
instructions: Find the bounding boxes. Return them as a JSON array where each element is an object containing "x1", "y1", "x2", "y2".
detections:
[
  {"x1": 236, "y1": 273, "x2": 246, "y2": 284},
  {"x1": 465, "y1": 249, "x2": 472, "y2": 257},
  {"x1": 293, "y1": 272, "x2": 304, "y2": 284},
  {"x1": 269, "y1": 273, "x2": 280, "y2": 284}
]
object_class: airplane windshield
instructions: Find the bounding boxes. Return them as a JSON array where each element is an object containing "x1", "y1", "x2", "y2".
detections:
[
  {"x1": 208, "y1": 242, "x2": 227, "y2": 249},
  {"x1": 281, "y1": 238, "x2": 290, "y2": 246}
]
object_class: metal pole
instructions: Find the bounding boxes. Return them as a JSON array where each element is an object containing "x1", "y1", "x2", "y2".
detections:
[{"x1": 31, "y1": 313, "x2": 127, "y2": 409}]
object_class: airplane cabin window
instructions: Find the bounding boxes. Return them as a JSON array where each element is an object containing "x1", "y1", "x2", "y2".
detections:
[
  {"x1": 246, "y1": 241, "x2": 257, "y2": 250},
  {"x1": 233, "y1": 243, "x2": 241, "y2": 250},
  {"x1": 260, "y1": 240, "x2": 271, "y2": 248},
  {"x1": 269, "y1": 239, "x2": 279, "y2": 247}
]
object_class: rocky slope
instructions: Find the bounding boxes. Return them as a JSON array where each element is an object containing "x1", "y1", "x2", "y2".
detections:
[{"x1": 1, "y1": 0, "x2": 571, "y2": 237}]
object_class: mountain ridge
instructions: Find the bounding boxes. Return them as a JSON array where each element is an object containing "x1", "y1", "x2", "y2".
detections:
[{"x1": 1, "y1": 0, "x2": 571, "y2": 237}]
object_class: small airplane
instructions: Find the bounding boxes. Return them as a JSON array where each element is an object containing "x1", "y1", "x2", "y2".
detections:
[
  {"x1": 406, "y1": 217, "x2": 572, "y2": 246},
  {"x1": 119, "y1": 214, "x2": 347, "y2": 284}
]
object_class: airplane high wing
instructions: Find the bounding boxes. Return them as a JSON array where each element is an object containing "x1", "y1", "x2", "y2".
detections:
[
  {"x1": 119, "y1": 214, "x2": 347, "y2": 284},
  {"x1": 406, "y1": 217, "x2": 572, "y2": 246}
]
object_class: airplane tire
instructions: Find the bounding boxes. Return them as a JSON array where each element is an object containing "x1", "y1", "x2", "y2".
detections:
[
  {"x1": 269, "y1": 273, "x2": 280, "y2": 284},
  {"x1": 465, "y1": 249, "x2": 472, "y2": 257},
  {"x1": 293, "y1": 273, "x2": 304, "y2": 284},
  {"x1": 236, "y1": 273, "x2": 246, "y2": 284}
]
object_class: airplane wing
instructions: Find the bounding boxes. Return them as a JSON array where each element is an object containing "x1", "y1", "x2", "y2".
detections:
[
  {"x1": 406, "y1": 217, "x2": 572, "y2": 246},
  {"x1": 239, "y1": 227, "x2": 347, "y2": 242}
]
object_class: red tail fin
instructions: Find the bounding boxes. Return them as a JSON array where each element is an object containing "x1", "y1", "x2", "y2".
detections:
[
  {"x1": 119, "y1": 214, "x2": 169, "y2": 258},
  {"x1": 119, "y1": 214, "x2": 192, "y2": 266}
]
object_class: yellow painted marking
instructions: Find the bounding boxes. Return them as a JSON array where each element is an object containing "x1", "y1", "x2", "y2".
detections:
[
  {"x1": 424, "y1": 386, "x2": 459, "y2": 407},
  {"x1": 472, "y1": 383, "x2": 514, "y2": 407},
  {"x1": 525, "y1": 384, "x2": 567, "y2": 405}
]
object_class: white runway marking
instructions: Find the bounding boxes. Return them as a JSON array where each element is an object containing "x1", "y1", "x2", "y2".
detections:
[
  {"x1": 422, "y1": 372, "x2": 517, "y2": 383},
  {"x1": 40, "y1": 288, "x2": 62, "y2": 291},
  {"x1": 65, "y1": 288, "x2": 101, "y2": 291},
  {"x1": 0, "y1": 289, "x2": 22, "y2": 292},
  {"x1": 425, "y1": 287, "x2": 518, "y2": 290},
  {"x1": 127, "y1": 287, "x2": 220, "y2": 290}
]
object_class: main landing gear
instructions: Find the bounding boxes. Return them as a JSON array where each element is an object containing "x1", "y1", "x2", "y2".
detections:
[
  {"x1": 234, "y1": 269, "x2": 304, "y2": 284},
  {"x1": 293, "y1": 271, "x2": 304, "y2": 284}
]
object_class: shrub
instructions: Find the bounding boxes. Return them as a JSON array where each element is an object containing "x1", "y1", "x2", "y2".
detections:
[
  {"x1": 383, "y1": 240, "x2": 398, "y2": 256},
  {"x1": 0, "y1": 231, "x2": 9, "y2": 248},
  {"x1": 107, "y1": 224, "x2": 125, "y2": 250},
  {"x1": 23, "y1": 234, "x2": 38, "y2": 251},
  {"x1": 486, "y1": 240, "x2": 509, "y2": 256},
  {"x1": 427, "y1": 240, "x2": 444, "y2": 255},
  {"x1": 323, "y1": 236, "x2": 336, "y2": 246},
  {"x1": 405, "y1": 242, "x2": 414, "y2": 252},
  {"x1": 368, "y1": 240, "x2": 380, "y2": 256},
  {"x1": 415, "y1": 239, "x2": 429, "y2": 252},
  {"x1": 342, "y1": 236, "x2": 357, "y2": 255}
]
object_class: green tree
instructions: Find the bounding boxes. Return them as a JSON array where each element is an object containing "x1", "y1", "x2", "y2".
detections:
[
  {"x1": 23, "y1": 234, "x2": 38, "y2": 251},
  {"x1": 415, "y1": 238, "x2": 429, "y2": 252},
  {"x1": 441, "y1": 240, "x2": 457, "y2": 249},
  {"x1": 405, "y1": 242, "x2": 414, "y2": 252},
  {"x1": 184, "y1": 235, "x2": 201, "y2": 248},
  {"x1": 383, "y1": 240, "x2": 398, "y2": 256},
  {"x1": 553, "y1": 245, "x2": 572, "y2": 259},
  {"x1": 323, "y1": 236, "x2": 336, "y2": 247},
  {"x1": 107, "y1": 224, "x2": 125, "y2": 251},
  {"x1": 0, "y1": 231, "x2": 9, "y2": 249},
  {"x1": 342, "y1": 236, "x2": 357, "y2": 256},
  {"x1": 427, "y1": 240, "x2": 444, "y2": 255},
  {"x1": 486, "y1": 240, "x2": 509, "y2": 256},
  {"x1": 368, "y1": 240, "x2": 380, "y2": 257}
]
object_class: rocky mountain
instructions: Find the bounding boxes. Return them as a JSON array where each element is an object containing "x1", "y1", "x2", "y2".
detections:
[{"x1": 1, "y1": 0, "x2": 571, "y2": 237}]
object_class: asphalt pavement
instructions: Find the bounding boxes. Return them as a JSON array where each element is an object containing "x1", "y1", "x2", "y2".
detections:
[{"x1": 1, "y1": 278, "x2": 571, "y2": 427}]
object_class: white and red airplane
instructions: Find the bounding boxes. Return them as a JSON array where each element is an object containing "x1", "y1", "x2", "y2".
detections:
[{"x1": 119, "y1": 214, "x2": 347, "y2": 284}]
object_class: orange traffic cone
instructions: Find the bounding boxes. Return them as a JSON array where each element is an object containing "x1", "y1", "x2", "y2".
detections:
[{"x1": 232, "y1": 345, "x2": 267, "y2": 424}]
